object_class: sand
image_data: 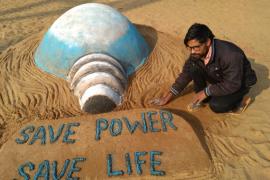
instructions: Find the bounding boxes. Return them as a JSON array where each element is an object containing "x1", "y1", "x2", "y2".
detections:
[
  {"x1": 0, "y1": 0, "x2": 270, "y2": 179},
  {"x1": 0, "y1": 109, "x2": 214, "y2": 179}
]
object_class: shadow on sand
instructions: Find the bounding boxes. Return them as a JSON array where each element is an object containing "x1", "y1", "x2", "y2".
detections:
[
  {"x1": 248, "y1": 58, "x2": 270, "y2": 100},
  {"x1": 162, "y1": 108, "x2": 213, "y2": 161}
]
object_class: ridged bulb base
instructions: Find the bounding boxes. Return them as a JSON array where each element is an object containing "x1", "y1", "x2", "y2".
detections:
[{"x1": 67, "y1": 53, "x2": 127, "y2": 114}]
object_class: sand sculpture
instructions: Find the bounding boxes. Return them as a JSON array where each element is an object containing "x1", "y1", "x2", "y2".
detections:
[
  {"x1": 34, "y1": 3, "x2": 150, "y2": 114},
  {"x1": 0, "y1": 3, "x2": 216, "y2": 180},
  {"x1": 0, "y1": 109, "x2": 213, "y2": 179},
  {"x1": 1, "y1": 1, "x2": 269, "y2": 179}
]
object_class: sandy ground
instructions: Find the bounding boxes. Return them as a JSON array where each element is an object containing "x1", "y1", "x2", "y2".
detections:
[{"x1": 0, "y1": 0, "x2": 270, "y2": 179}]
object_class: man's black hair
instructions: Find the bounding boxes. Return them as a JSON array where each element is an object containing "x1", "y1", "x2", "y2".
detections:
[{"x1": 184, "y1": 23, "x2": 215, "y2": 46}]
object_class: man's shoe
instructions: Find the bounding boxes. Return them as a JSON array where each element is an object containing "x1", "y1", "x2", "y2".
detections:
[{"x1": 230, "y1": 96, "x2": 252, "y2": 115}]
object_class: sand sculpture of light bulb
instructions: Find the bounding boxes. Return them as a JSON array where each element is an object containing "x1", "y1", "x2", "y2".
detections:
[{"x1": 34, "y1": 3, "x2": 149, "y2": 114}]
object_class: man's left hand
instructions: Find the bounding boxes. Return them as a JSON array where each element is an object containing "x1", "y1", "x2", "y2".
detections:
[{"x1": 192, "y1": 90, "x2": 207, "y2": 104}]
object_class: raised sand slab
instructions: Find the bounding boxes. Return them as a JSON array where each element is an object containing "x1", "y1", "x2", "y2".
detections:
[{"x1": 0, "y1": 108, "x2": 213, "y2": 179}]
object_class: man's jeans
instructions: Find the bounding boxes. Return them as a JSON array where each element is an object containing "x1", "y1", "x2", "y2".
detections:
[{"x1": 189, "y1": 62, "x2": 249, "y2": 113}]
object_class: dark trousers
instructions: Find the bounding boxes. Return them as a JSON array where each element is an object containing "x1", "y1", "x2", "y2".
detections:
[{"x1": 189, "y1": 63, "x2": 249, "y2": 113}]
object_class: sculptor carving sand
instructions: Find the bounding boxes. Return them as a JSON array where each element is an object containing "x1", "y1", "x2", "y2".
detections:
[{"x1": 1, "y1": 0, "x2": 270, "y2": 179}]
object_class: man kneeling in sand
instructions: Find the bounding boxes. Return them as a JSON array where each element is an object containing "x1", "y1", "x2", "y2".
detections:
[{"x1": 151, "y1": 23, "x2": 257, "y2": 113}]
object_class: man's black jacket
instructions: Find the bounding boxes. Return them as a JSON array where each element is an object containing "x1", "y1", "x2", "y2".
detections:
[{"x1": 170, "y1": 39, "x2": 257, "y2": 96}]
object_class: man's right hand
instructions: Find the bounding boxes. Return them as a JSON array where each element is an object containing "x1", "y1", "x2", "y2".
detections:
[{"x1": 149, "y1": 92, "x2": 173, "y2": 106}]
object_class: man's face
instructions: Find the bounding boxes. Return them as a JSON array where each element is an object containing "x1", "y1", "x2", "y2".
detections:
[{"x1": 186, "y1": 39, "x2": 211, "y2": 59}]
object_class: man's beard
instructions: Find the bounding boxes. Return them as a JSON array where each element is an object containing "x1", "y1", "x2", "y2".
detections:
[
  {"x1": 190, "y1": 47, "x2": 209, "y2": 59},
  {"x1": 191, "y1": 53, "x2": 203, "y2": 59},
  {"x1": 191, "y1": 49, "x2": 208, "y2": 59}
]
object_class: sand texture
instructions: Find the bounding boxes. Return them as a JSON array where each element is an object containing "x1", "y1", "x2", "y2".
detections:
[
  {"x1": 0, "y1": 0, "x2": 270, "y2": 179},
  {"x1": 0, "y1": 109, "x2": 214, "y2": 179}
]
